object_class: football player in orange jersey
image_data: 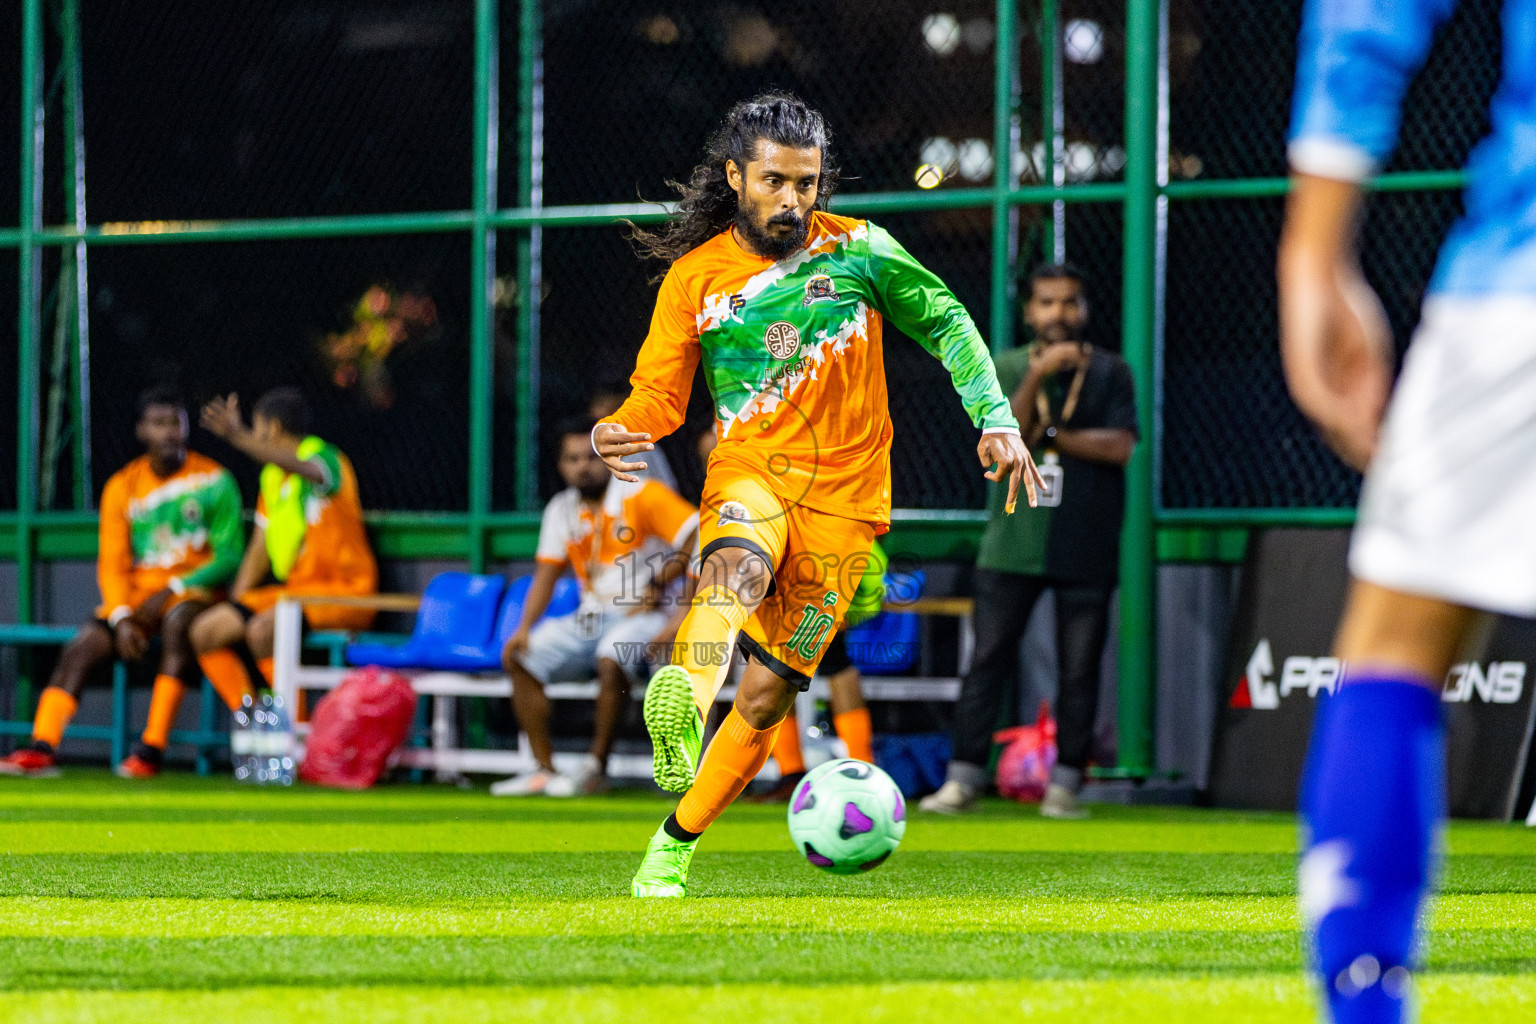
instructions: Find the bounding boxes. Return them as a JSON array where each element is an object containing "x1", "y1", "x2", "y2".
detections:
[
  {"x1": 0, "y1": 386, "x2": 244, "y2": 778},
  {"x1": 597, "y1": 92, "x2": 1042, "y2": 896},
  {"x1": 187, "y1": 388, "x2": 378, "y2": 712}
]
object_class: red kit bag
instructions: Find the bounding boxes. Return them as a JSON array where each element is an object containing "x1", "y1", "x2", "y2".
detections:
[
  {"x1": 298, "y1": 667, "x2": 416, "y2": 789},
  {"x1": 993, "y1": 702, "x2": 1059, "y2": 803}
]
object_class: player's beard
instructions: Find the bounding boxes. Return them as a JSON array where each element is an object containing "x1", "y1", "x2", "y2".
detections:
[
  {"x1": 736, "y1": 206, "x2": 808, "y2": 261},
  {"x1": 577, "y1": 479, "x2": 609, "y2": 501}
]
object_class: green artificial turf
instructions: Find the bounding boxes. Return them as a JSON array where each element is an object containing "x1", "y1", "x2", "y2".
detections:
[{"x1": 1, "y1": 773, "x2": 1532, "y2": 1023}]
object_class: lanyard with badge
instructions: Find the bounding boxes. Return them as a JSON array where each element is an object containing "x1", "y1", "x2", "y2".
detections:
[
  {"x1": 1028, "y1": 342, "x2": 1091, "y2": 508},
  {"x1": 572, "y1": 503, "x2": 607, "y2": 639}
]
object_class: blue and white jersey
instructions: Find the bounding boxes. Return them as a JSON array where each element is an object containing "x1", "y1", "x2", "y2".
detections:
[{"x1": 1290, "y1": 0, "x2": 1536, "y2": 296}]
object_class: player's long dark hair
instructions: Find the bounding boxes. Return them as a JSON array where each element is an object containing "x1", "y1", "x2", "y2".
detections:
[{"x1": 628, "y1": 91, "x2": 839, "y2": 274}]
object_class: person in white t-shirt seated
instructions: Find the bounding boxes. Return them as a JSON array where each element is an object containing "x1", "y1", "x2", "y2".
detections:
[{"x1": 491, "y1": 416, "x2": 699, "y2": 797}]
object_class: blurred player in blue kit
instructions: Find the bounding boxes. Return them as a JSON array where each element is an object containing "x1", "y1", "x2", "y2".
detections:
[{"x1": 1280, "y1": 1, "x2": 1536, "y2": 1021}]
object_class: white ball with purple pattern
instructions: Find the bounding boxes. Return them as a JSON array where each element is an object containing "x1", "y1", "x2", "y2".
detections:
[{"x1": 786, "y1": 758, "x2": 907, "y2": 875}]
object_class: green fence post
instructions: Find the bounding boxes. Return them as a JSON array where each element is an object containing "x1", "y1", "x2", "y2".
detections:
[
  {"x1": 16, "y1": 0, "x2": 44, "y2": 633},
  {"x1": 468, "y1": 0, "x2": 499, "y2": 573},
  {"x1": 1117, "y1": 0, "x2": 1158, "y2": 778},
  {"x1": 514, "y1": 0, "x2": 543, "y2": 512},
  {"x1": 989, "y1": 0, "x2": 1019, "y2": 353}
]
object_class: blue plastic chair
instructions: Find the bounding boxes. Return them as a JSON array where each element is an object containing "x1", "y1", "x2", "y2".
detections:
[
  {"x1": 344, "y1": 572, "x2": 507, "y2": 670},
  {"x1": 844, "y1": 570, "x2": 925, "y2": 674},
  {"x1": 457, "y1": 573, "x2": 584, "y2": 671}
]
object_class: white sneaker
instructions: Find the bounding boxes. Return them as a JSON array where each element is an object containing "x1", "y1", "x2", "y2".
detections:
[
  {"x1": 1040, "y1": 782, "x2": 1089, "y2": 820},
  {"x1": 918, "y1": 779, "x2": 977, "y2": 814},
  {"x1": 489, "y1": 768, "x2": 559, "y2": 797},
  {"x1": 544, "y1": 755, "x2": 602, "y2": 798}
]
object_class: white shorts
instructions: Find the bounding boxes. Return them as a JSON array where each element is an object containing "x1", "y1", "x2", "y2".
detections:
[
  {"x1": 516, "y1": 609, "x2": 671, "y2": 685},
  {"x1": 1352, "y1": 296, "x2": 1536, "y2": 616}
]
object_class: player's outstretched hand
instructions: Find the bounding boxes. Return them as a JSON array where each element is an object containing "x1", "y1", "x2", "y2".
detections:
[
  {"x1": 1278, "y1": 174, "x2": 1393, "y2": 472},
  {"x1": 201, "y1": 393, "x2": 245, "y2": 441},
  {"x1": 592, "y1": 422, "x2": 654, "y2": 483},
  {"x1": 978, "y1": 431, "x2": 1045, "y2": 512}
]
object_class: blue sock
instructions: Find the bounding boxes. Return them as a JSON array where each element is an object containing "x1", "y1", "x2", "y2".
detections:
[{"x1": 1299, "y1": 675, "x2": 1444, "y2": 1024}]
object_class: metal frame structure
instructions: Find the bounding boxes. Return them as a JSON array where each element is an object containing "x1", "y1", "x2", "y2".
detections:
[{"x1": 4, "y1": 0, "x2": 1467, "y2": 776}]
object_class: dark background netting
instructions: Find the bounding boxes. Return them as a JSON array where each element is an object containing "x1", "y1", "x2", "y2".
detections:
[
  {"x1": 1, "y1": 3, "x2": 19, "y2": 508},
  {"x1": 80, "y1": 0, "x2": 477, "y2": 222},
  {"x1": 536, "y1": 0, "x2": 1001, "y2": 206},
  {"x1": 0, "y1": 250, "x2": 17, "y2": 510},
  {"x1": 86, "y1": 235, "x2": 471, "y2": 511},
  {"x1": 1162, "y1": 190, "x2": 1466, "y2": 509},
  {"x1": 1170, "y1": 0, "x2": 1497, "y2": 179},
  {"x1": 2, "y1": 0, "x2": 1505, "y2": 518},
  {"x1": 1162, "y1": 0, "x2": 1500, "y2": 509}
]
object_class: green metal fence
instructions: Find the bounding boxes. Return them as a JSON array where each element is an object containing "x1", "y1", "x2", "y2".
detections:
[{"x1": 3, "y1": 0, "x2": 1491, "y2": 775}]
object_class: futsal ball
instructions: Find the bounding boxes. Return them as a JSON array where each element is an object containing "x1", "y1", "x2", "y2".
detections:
[{"x1": 786, "y1": 758, "x2": 906, "y2": 874}]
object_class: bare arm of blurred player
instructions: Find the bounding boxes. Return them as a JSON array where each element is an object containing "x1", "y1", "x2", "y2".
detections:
[
  {"x1": 1277, "y1": 173, "x2": 1394, "y2": 471},
  {"x1": 201, "y1": 394, "x2": 329, "y2": 485},
  {"x1": 229, "y1": 522, "x2": 273, "y2": 603}
]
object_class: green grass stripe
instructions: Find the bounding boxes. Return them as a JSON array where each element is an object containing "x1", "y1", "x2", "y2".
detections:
[
  {"x1": 7, "y1": 975, "x2": 1536, "y2": 1024},
  {"x1": 0, "y1": 892, "x2": 1529, "y2": 939},
  {"x1": 0, "y1": 930, "x2": 1531, "y2": 990}
]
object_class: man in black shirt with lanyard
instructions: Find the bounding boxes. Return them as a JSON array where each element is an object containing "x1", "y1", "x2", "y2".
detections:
[{"x1": 922, "y1": 263, "x2": 1138, "y2": 818}]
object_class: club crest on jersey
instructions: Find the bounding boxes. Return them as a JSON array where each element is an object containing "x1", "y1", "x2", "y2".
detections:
[
  {"x1": 763, "y1": 320, "x2": 801, "y2": 360},
  {"x1": 716, "y1": 500, "x2": 752, "y2": 528},
  {"x1": 802, "y1": 274, "x2": 839, "y2": 307}
]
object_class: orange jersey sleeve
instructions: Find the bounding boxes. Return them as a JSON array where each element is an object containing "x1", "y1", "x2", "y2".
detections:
[
  {"x1": 96, "y1": 469, "x2": 135, "y2": 616},
  {"x1": 628, "y1": 481, "x2": 699, "y2": 548},
  {"x1": 610, "y1": 265, "x2": 701, "y2": 442}
]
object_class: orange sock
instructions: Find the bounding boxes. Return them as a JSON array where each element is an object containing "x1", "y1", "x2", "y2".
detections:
[
  {"x1": 771, "y1": 712, "x2": 807, "y2": 775},
  {"x1": 198, "y1": 648, "x2": 252, "y2": 711},
  {"x1": 257, "y1": 657, "x2": 275, "y2": 687},
  {"x1": 32, "y1": 686, "x2": 78, "y2": 749},
  {"x1": 675, "y1": 708, "x2": 777, "y2": 834},
  {"x1": 834, "y1": 708, "x2": 875, "y2": 763},
  {"x1": 141, "y1": 674, "x2": 186, "y2": 750},
  {"x1": 676, "y1": 586, "x2": 751, "y2": 719}
]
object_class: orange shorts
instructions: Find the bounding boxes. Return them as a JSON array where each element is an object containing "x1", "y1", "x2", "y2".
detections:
[
  {"x1": 699, "y1": 474, "x2": 877, "y2": 686},
  {"x1": 238, "y1": 584, "x2": 377, "y2": 632}
]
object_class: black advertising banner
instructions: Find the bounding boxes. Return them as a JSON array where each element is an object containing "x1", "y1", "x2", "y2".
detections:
[{"x1": 1209, "y1": 529, "x2": 1536, "y2": 820}]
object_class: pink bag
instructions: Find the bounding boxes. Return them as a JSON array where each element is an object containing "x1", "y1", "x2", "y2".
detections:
[
  {"x1": 299, "y1": 667, "x2": 416, "y2": 789},
  {"x1": 993, "y1": 702, "x2": 1058, "y2": 803}
]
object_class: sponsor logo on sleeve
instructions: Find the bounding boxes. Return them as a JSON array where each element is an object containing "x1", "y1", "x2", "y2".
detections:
[{"x1": 716, "y1": 500, "x2": 752, "y2": 528}]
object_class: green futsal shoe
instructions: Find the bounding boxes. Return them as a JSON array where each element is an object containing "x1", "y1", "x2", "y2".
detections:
[
  {"x1": 632, "y1": 823, "x2": 697, "y2": 898},
  {"x1": 643, "y1": 664, "x2": 703, "y2": 793}
]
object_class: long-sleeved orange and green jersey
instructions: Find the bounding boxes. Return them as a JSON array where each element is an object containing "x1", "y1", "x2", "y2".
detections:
[
  {"x1": 96, "y1": 451, "x2": 244, "y2": 620},
  {"x1": 610, "y1": 210, "x2": 1019, "y2": 531}
]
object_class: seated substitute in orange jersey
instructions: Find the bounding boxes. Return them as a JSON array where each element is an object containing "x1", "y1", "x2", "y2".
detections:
[
  {"x1": 490, "y1": 417, "x2": 699, "y2": 799},
  {"x1": 592, "y1": 92, "x2": 1040, "y2": 898},
  {"x1": 188, "y1": 387, "x2": 378, "y2": 710},
  {"x1": 0, "y1": 385, "x2": 244, "y2": 780}
]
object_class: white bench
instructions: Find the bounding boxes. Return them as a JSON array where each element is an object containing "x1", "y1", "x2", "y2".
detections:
[{"x1": 273, "y1": 593, "x2": 974, "y2": 781}]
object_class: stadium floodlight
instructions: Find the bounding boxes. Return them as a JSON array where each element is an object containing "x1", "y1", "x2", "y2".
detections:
[
  {"x1": 958, "y1": 139, "x2": 994, "y2": 182},
  {"x1": 921, "y1": 13, "x2": 961, "y2": 56},
  {"x1": 1065, "y1": 142, "x2": 1098, "y2": 181},
  {"x1": 919, "y1": 136, "x2": 959, "y2": 173},
  {"x1": 1065, "y1": 19, "x2": 1104, "y2": 64}
]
